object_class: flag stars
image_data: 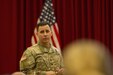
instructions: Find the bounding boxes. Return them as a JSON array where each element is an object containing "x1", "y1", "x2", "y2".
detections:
[
  {"x1": 53, "y1": 20, "x2": 55, "y2": 23},
  {"x1": 53, "y1": 17, "x2": 56, "y2": 19},
  {"x1": 42, "y1": 9, "x2": 45, "y2": 12},
  {"x1": 39, "y1": 0, "x2": 56, "y2": 25},
  {"x1": 44, "y1": 19, "x2": 47, "y2": 21},
  {"x1": 44, "y1": 6, "x2": 47, "y2": 10},
  {"x1": 41, "y1": 13, "x2": 43, "y2": 15},
  {"x1": 45, "y1": 3, "x2": 48, "y2": 7},
  {"x1": 50, "y1": 22, "x2": 52, "y2": 24},
  {"x1": 51, "y1": 12, "x2": 54, "y2": 15},
  {"x1": 45, "y1": 16, "x2": 48, "y2": 18},
  {"x1": 47, "y1": 21, "x2": 49, "y2": 23},
  {"x1": 46, "y1": 12, "x2": 49, "y2": 15},
  {"x1": 51, "y1": 4, "x2": 53, "y2": 6}
]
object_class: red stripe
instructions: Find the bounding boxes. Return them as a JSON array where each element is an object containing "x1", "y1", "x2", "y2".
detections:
[{"x1": 53, "y1": 24, "x2": 61, "y2": 46}]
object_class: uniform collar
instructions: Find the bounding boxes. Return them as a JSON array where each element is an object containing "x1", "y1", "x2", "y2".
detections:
[{"x1": 38, "y1": 42, "x2": 54, "y2": 53}]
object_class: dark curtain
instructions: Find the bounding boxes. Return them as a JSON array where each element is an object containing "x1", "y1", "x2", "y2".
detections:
[{"x1": 0, "y1": 0, "x2": 112, "y2": 74}]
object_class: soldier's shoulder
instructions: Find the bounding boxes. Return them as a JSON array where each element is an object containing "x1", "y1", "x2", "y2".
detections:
[
  {"x1": 52, "y1": 46, "x2": 61, "y2": 54},
  {"x1": 27, "y1": 44, "x2": 39, "y2": 49},
  {"x1": 25, "y1": 44, "x2": 42, "y2": 54},
  {"x1": 52, "y1": 46, "x2": 58, "y2": 50}
]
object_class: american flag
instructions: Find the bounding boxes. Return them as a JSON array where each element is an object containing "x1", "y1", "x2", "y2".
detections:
[{"x1": 31, "y1": 0, "x2": 61, "y2": 52}]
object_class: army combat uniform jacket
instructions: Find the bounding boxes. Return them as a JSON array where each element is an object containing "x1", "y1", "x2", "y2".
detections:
[{"x1": 20, "y1": 43, "x2": 64, "y2": 75}]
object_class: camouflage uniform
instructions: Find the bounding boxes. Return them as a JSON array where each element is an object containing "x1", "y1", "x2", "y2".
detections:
[{"x1": 20, "y1": 43, "x2": 64, "y2": 75}]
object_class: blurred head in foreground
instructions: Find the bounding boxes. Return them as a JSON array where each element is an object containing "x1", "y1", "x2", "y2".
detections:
[
  {"x1": 63, "y1": 39, "x2": 112, "y2": 75},
  {"x1": 11, "y1": 72, "x2": 25, "y2": 75}
]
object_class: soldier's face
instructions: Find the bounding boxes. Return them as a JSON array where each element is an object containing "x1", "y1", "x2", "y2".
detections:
[{"x1": 37, "y1": 25, "x2": 52, "y2": 44}]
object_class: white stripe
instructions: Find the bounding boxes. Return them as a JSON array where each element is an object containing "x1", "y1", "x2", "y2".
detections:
[
  {"x1": 31, "y1": 27, "x2": 39, "y2": 45},
  {"x1": 34, "y1": 27, "x2": 39, "y2": 42},
  {"x1": 51, "y1": 26, "x2": 61, "y2": 53},
  {"x1": 37, "y1": 19, "x2": 40, "y2": 24},
  {"x1": 53, "y1": 23, "x2": 61, "y2": 51},
  {"x1": 55, "y1": 23, "x2": 59, "y2": 33},
  {"x1": 31, "y1": 36, "x2": 35, "y2": 45}
]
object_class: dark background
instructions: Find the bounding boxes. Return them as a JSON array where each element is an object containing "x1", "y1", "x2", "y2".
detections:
[{"x1": 0, "y1": 0, "x2": 113, "y2": 74}]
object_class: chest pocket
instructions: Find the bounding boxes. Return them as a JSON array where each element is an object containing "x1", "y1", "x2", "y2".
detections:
[
  {"x1": 47, "y1": 53, "x2": 61, "y2": 71},
  {"x1": 35, "y1": 53, "x2": 49, "y2": 71},
  {"x1": 35, "y1": 53, "x2": 61, "y2": 71}
]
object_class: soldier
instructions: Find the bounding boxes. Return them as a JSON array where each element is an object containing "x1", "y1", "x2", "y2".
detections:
[{"x1": 20, "y1": 22, "x2": 64, "y2": 75}]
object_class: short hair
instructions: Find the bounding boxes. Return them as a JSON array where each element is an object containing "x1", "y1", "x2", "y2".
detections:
[{"x1": 36, "y1": 22, "x2": 51, "y2": 31}]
